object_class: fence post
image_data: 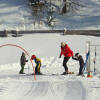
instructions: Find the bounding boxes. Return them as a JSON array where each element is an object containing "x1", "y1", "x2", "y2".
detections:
[
  {"x1": 94, "y1": 46, "x2": 96, "y2": 72},
  {"x1": 87, "y1": 41, "x2": 92, "y2": 78},
  {"x1": 3, "y1": 30, "x2": 8, "y2": 37}
]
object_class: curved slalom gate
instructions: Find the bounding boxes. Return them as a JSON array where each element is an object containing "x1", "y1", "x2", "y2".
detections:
[{"x1": 0, "y1": 44, "x2": 36, "y2": 80}]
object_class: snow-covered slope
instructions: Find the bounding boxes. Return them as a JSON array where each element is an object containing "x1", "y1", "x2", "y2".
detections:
[
  {"x1": 0, "y1": 0, "x2": 47, "y2": 30},
  {"x1": 0, "y1": 0, "x2": 100, "y2": 99},
  {"x1": 0, "y1": 34, "x2": 100, "y2": 100},
  {"x1": 1, "y1": 33, "x2": 100, "y2": 64},
  {"x1": 54, "y1": 0, "x2": 100, "y2": 29},
  {"x1": 0, "y1": 0, "x2": 100, "y2": 30}
]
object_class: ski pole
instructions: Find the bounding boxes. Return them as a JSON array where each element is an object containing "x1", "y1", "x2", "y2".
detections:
[{"x1": 94, "y1": 46, "x2": 96, "y2": 72}]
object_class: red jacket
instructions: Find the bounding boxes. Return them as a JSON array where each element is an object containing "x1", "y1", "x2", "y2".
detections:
[{"x1": 60, "y1": 44, "x2": 73, "y2": 57}]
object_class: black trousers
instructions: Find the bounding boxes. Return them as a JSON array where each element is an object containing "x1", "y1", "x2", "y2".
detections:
[
  {"x1": 79, "y1": 62, "x2": 84, "y2": 75},
  {"x1": 63, "y1": 57, "x2": 70, "y2": 72},
  {"x1": 35, "y1": 62, "x2": 41, "y2": 74}
]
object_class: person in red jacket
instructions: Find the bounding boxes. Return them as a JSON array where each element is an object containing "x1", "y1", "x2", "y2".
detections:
[{"x1": 59, "y1": 42, "x2": 74, "y2": 74}]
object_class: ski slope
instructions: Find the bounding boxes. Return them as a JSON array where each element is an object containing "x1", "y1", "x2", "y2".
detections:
[
  {"x1": 0, "y1": 0, "x2": 100, "y2": 99},
  {"x1": 0, "y1": 69, "x2": 87, "y2": 100},
  {"x1": 0, "y1": 34, "x2": 100, "y2": 100}
]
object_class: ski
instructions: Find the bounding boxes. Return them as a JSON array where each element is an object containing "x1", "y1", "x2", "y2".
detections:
[
  {"x1": 61, "y1": 72, "x2": 74, "y2": 75},
  {"x1": 76, "y1": 74, "x2": 85, "y2": 77}
]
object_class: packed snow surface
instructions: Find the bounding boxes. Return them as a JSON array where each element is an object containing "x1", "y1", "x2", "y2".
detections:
[
  {"x1": 0, "y1": 34, "x2": 100, "y2": 100},
  {"x1": 0, "y1": 0, "x2": 100, "y2": 100}
]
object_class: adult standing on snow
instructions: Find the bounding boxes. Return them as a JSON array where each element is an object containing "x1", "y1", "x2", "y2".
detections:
[
  {"x1": 72, "y1": 53, "x2": 84, "y2": 76},
  {"x1": 59, "y1": 42, "x2": 74, "y2": 74},
  {"x1": 19, "y1": 52, "x2": 28, "y2": 74}
]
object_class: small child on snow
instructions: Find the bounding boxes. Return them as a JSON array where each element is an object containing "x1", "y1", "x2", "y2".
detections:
[
  {"x1": 31, "y1": 55, "x2": 42, "y2": 75},
  {"x1": 72, "y1": 53, "x2": 84, "y2": 76},
  {"x1": 19, "y1": 52, "x2": 28, "y2": 74}
]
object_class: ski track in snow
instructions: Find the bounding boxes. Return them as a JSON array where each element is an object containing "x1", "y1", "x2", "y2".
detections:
[
  {"x1": 0, "y1": 57, "x2": 100, "y2": 100},
  {"x1": 0, "y1": 57, "x2": 97, "y2": 100},
  {"x1": 0, "y1": 75, "x2": 87, "y2": 100},
  {"x1": 0, "y1": 34, "x2": 100, "y2": 100}
]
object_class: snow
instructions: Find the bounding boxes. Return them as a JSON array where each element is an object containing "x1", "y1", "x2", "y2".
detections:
[
  {"x1": 0, "y1": 0, "x2": 100, "y2": 30},
  {"x1": 0, "y1": 0, "x2": 100, "y2": 100},
  {"x1": 0, "y1": 34, "x2": 100, "y2": 100}
]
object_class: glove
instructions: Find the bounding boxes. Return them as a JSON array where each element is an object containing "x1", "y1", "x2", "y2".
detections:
[
  {"x1": 59, "y1": 54, "x2": 61, "y2": 58},
  {"x1": 26, "y1": 60, "x2": 28, "y2": 62}
]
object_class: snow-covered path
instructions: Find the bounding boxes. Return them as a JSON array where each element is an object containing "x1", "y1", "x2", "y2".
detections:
[
  {"x1": 0, "y1": 68, "x2": 87, "y2": 100},
  {"x1": 0, "y1": 34, "x2": 100, "y2": 100},
  {"x1": 0, "y1": 61, "x2": 100, "y2": 100},
  {"x1": 1, "y1": 67, "x2": 100, "y2": 100}
]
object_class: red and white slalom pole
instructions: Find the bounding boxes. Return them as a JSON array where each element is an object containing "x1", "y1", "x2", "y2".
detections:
[{"x1": 0, "y1": 44, "x2": 36, "y2": 80}]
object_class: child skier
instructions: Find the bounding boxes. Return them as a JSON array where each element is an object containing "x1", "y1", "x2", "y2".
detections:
[
  {"x1": 59, "y1": 42, "x2": 74, "y2": 75},
  {"x1": 19, "y1": 52, "x2": 28, "y2": 74},
  {"x1": 31, "y1": 55, "x2": 42, "y2": 75},
  {"x1": 72, "y1": 53, "x2": 84, "y2": 76}
]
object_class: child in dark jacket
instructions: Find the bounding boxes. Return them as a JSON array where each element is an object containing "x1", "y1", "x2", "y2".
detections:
[
  {"x1": 19, "y1": 52, "x2": 28, "y2": 74},
  {"x1": 72, "y1": 53, "x2": 84, "y2": 75}
]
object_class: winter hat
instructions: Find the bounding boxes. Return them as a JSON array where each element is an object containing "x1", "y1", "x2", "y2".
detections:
[
  {"x1": 31, "y1": 55, "x2": 36, "y2": 60},
  {"x1": 61, "y1": 42, "x2": 66, "y2": 47},
  {"x1": 22, "y1": 52, "x2": 25, "y2": 56},
  {"x1": 75, "y1": 53, "x2": 79, "y2": 57}
]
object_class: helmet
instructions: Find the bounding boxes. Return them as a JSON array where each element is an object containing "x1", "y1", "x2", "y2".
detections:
[
  {"x1": 61, "y1": 42, "x2": 66, "y2": 47},
  {"x1": 31, "y1": 55, "x2": 36, "y2": 60}
]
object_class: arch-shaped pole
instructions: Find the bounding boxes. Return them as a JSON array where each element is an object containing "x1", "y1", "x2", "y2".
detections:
[{"x1": 0, "y1": 44, "x2": 36, "y2": 80}]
